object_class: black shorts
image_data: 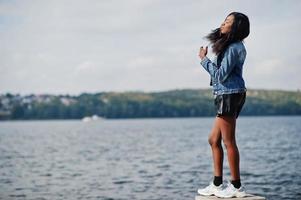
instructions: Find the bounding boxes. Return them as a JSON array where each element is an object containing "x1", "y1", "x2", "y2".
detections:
[{"x1": 214, "y1": 92, "x2": 246, "y2": 118}]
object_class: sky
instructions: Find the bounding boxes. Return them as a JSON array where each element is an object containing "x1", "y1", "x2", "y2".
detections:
[{"x1": 1, "y1": 0, "x2": 301, "y2": 95}]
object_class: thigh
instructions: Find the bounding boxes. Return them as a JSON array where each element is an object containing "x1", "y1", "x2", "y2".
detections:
[
  {"x1": 217, "y1": 116, "x2": 236, "y2": 142},
  {"x1": 209, "y1": 117, "x2": 222, "y2": 141}
]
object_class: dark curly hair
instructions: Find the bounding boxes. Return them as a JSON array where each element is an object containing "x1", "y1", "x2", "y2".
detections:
[{"x1": 205, "y1": 12, "x2": 250, "y2": 56}]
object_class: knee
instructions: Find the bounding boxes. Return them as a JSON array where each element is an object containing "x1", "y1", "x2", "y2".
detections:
[{"x1": 208, "y1": 136, "x2": 221, "y2": 147}]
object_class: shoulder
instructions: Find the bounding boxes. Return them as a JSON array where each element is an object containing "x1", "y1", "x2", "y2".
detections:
[
  {"x1": 228, "y1": 41, "x2": 246, "y2": 51},
  {"x1": 227, "y1": 41, "x2": 246, "y2": 56}
]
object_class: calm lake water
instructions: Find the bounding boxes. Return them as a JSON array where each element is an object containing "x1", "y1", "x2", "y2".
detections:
[{"x1": 0, "y1": 116, "x2": 300, "y2": 200}]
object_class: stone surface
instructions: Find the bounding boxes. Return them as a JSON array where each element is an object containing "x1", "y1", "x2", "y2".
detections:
[{"x1": 195, "y1": 194, "x2": 266, "y2": 200}]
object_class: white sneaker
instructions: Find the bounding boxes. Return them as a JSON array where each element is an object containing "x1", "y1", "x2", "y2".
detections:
[
  {"x1": 215, "y1": 181, "x2": 247, "y2": 198},
  {"x1": 197, "y1": 182, "x2": 223, "y2": 196}
]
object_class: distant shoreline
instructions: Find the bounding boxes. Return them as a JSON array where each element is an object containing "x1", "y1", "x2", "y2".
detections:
[{"x1": 1, "y1": 89, "x2": 301, "y2": 120}]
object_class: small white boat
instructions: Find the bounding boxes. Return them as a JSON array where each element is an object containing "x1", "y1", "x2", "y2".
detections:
[
  {"x1": 81, "y1": 116, "x2": 92, "y2": 122},
  {"x1": 82, "y1": 115, "x2": 104, "y2": 122},
  {"x1": 91, "y1": 115, "x2": 99, "y2": 120}
]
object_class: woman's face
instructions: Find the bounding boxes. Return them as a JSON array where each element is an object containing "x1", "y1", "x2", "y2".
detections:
[{"x1": 220, "y1": 14, "x2": 234, "y2": 34}]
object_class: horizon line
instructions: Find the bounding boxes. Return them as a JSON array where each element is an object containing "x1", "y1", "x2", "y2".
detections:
[{"x1": 1, "y1": 87, "x2": 300, "y2": 96}]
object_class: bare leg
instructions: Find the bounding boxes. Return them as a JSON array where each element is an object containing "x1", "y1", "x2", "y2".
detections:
[
  {"x1": 217, "y1": 116, "x2": 240, "y2": 180},
  {"x1": 208, "y1": 117, "x2": 224, "y2": 177}
]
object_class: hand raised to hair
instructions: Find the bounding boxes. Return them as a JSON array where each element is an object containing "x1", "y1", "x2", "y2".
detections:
[{"x1": 199, "y1": 46, "x2": 208, "y2": 60}]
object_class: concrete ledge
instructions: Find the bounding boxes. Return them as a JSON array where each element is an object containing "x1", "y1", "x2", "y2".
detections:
[{"x1": 195, "y1": 194, "x2": 266, "y2": 200}]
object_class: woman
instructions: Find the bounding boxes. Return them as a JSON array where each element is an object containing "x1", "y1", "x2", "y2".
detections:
[{"x1": 197, "y1": 12, "x2": 250, "y2": 198}]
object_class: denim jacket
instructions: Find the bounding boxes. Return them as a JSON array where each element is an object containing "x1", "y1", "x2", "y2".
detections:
[{"x1": 200, "y1": 41, "x2": 247, "y2": 95}]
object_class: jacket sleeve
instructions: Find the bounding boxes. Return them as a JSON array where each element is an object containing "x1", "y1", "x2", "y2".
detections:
[{"x1": 200, "y1": 46, "x2": 238, "y2": 83}]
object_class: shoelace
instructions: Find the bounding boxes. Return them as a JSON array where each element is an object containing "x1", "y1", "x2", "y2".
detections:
[{"x1": 224, "y1": 182, "x2": 234, "y2": 192}]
